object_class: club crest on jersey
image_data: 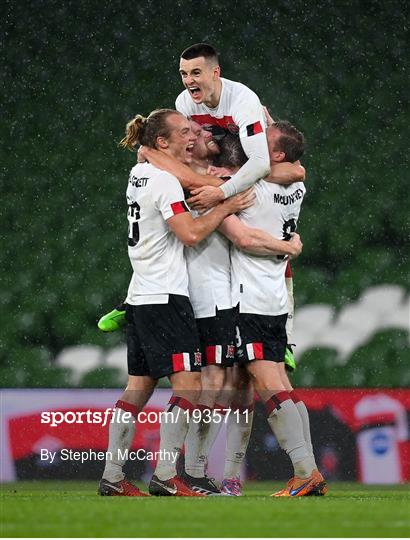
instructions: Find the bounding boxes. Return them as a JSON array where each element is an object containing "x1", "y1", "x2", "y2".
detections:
[
  {"x1": 194, "y1": 351, "x2": 202, "y2": 366},
  {"x1": 227, "y1": 345, "x2": 235, "y2": 359}
]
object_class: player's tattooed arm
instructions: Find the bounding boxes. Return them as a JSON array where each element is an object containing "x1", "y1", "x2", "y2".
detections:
[
  {"x1": 265, "y1": 161, "x2": 306, "y2": 184},
  {"x1": 219, "y1": 215, "x2": 303, "y2": 257},
  {"x1": 140, "y1": 147, "x2": 222, "y2": 190}
]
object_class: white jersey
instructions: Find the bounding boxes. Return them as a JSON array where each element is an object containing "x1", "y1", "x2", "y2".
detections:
[
  {"x1": 186, "y1": 210, "x2": 231, "y2": 318},
  {"x1": 231, "y1": 180, "x2": 306, "y2": 316},
  {"x1": 176, "y1": 77, "x2": 270, "y2": 198},
  {"x1": 125, "y1": 162, "x2": 190, "y2": 305}
]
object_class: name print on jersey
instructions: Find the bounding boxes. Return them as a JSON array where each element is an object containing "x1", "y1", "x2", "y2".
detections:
[
  {"x1": 129, "y1": 176, "x2": 149, "y2": 188},
  {"x1": 273, "y1": 188, "x2": 304, "y2": 206}
]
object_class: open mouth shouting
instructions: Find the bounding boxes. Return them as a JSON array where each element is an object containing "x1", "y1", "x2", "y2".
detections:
[
  {"x1": 188, "y1": 86, "x2": 202, "y2": 101},
  {"x1": 185, "y1": 143, "x2": 195, "y2": 160}
]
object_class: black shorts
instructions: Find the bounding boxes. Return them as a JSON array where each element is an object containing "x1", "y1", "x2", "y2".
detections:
[
  {"x1": 126, "y1": 295, "x2": 202, "y2": 379},
  {"x1": 196, "y1": 308, "x2": 236, "y2": 368},
  {"x1": 235, "y1": 312, "x2": 288, "y2": 364}
]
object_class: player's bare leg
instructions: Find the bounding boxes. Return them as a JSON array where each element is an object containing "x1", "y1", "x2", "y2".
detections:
[
  {"x1": 150, "y1": 371, "x2": 205, "y2": 496},
  {"x1": 99, "y1": 375, "x2": 156, "y2": 496},
  {"x1": 246, "y1": 360, "x2": 322, "y2": 497}
]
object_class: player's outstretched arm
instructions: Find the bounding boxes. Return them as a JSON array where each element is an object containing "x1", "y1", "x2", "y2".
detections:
[
  {"x1": 219, "y1": 215, "x2": 303, "y2": 257},
  {"x1": 265, "y1": 161, "x2": 306, "y2": 184},
  {"x1": 168, "y1": 190, "x2": 255, "y2": 247},
  {"x1": 141, "y1": 147, "x2": 222, "y2": 190},
  {"x1": 218, "y1": 94, "x2": 271, "y2": 199},
  {"x1": 219, "y1": 131, "x2": 270, "y2": 199}
]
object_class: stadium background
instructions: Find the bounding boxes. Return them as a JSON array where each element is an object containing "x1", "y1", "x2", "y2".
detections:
[{"x1": 2, "y1": 0, "x2": 409, "y2": 485}]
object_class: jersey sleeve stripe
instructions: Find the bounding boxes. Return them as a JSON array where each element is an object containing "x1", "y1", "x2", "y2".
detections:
[
  {"x1": 246, "y1": 121, "x2": 263, "y2": 137},
  {"x1": 170, "y1": 201, "x2": 190, "y2": 215}
]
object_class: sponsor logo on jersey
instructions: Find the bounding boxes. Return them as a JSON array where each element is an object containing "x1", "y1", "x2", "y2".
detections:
[
  {"x1": 273, "y1": 188, "x2": 304, "y2": 206},
  {"x1": 246, "y1": 121, "x2": 263, "y2": 137}
]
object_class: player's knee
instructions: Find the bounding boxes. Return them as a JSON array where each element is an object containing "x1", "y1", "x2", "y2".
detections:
[
  {"x1": 254, "y1": 372, "x2": 285, "y2": 394},
  {"x1": 279, "y1": 363, "x2": 293, "y2": 391}
]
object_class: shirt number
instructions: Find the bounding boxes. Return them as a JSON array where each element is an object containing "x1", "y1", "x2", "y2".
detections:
[{"x1": 128, "y1": 202, "x2": 141, "y2": 247}]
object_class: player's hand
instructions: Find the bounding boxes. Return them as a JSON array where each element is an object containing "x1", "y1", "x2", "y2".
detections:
[
  {"x1": 288, "y1": 233, "x2": 303, "y2": 258},
  {"x1": 206, "y1": 165, "x2": 232, "y2": 178},
  {"x1": 262, "y1": 105, "x2": 275, "y2": 127},
  {"x1": 137, "y1": 146, "x2": 148, "y2": 163},
  {"x1": 223, "y1": 188, "x2": 255, "y2": 215},
  {"x1": 187, "y1": 185, "x2": 225, "y2": 211}
]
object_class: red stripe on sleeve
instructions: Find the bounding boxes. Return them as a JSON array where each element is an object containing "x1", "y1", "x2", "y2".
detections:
[
  {"x1": 253, "y1": 120, "x2": 263, "y2": 134},
  {"x1": 246, "y1": 121, "x2": 264, "y2": 137},
  {"x1": 170, "y1": 201, "x2": 189, "y2": 215}
]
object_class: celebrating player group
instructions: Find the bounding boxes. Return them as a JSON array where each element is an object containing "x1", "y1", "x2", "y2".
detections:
[{"x1": 97, "y1": 43, "x2": 327, "y2": 498}]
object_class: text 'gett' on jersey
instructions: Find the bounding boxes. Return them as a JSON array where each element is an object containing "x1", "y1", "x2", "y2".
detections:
[
  {"x1": 231, "y1": 180, "x2": 306, "y2": 316},
  {"x1": 125, "y1": 162, "x2": 190, "y2": 305}
]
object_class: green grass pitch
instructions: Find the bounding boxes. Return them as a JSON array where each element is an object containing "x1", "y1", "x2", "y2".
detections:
[{"x1": 1, "y1": 481, "x2": 409, "y2": 537}]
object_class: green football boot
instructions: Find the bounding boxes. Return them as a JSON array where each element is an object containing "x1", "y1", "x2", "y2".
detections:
[
  {"x1": 98, "y1": 303, "x2": 127, "y2": 332},
  {"x1": 284, "y1": 346, "x2": 297, "y2": 372}
]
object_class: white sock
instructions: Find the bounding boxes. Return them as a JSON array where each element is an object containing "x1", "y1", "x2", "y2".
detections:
[
  {"x1": 154, "y1": 396, "x2": 193, "y2": 481},
  {"x1": 266, "y1": 392, "x2": 315, "y2": 479},
  {"x1": 102, "y1": 400, "x2": 137, "y2": 482},
  {"x1": 185, "y1": 405, "x2": 224, "y2": 477},
  {"x1": 223, "y1": 405, "x2": 254, "y2": 479},
  {"x1": 291, "y1": 390, "x2": 318, "y2": 469}
]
